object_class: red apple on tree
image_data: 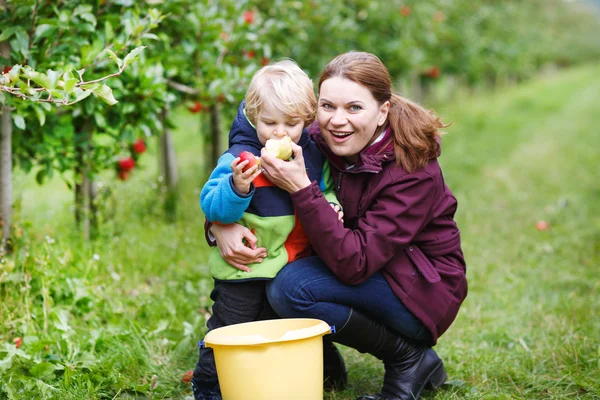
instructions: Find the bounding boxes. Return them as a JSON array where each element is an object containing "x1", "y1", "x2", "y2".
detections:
[
  {"x1": 243, "y1": 10, "x2": 255, "y2": 24},
  {"x1": 131, "y1": 138, "x2": 147, "y2": 154},
  {"x1": 117, "y1": 157, "x2": 136, "y2": 171},
  {"x1": 117, "y1": 170, "x2": 130, "y2": 181},
  {"x1": 188, "y1": 101, "x2": 203, "y2": 113},
  {"x1": 13, "y1": 337, "x2": 22, "y2": 348},
  {"x1": 239, "y1": 151, "x2": 260, "y2": 172}
]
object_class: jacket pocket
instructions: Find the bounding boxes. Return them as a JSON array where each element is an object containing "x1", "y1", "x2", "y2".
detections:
[{"x1": 405, "y1": 245, "x2": 441, "y2": 283}]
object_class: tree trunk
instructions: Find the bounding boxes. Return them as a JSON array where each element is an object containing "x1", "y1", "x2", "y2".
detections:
[
  {"x1": 210, "y1": 103, "x2": 221, "y2": 168},
  {"x1": 0, "y1": 33, "x2": 12, "y2": 252},
  {"x1": 159, "y1": 109, "x2": 178, "y2": 220},
  {"x1": 74, "y1": 120, "x2": 96, "y2": 240}
]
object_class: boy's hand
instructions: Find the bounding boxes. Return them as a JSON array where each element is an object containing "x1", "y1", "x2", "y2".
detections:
[
  {"x1": 330, "y1": 203, "x2": 344, "y2": 223},
  {"x1": 231, "y1": 157, "x2": 261, "y2": 194}
]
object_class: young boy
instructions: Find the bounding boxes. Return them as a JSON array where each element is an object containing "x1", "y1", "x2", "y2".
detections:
[{"x1": 191, "y1": 60, "x2": 341, "y2": 400}]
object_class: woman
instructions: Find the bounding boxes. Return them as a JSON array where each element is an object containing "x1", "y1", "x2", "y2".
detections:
[{"x1": 210, "y1": 52, "x2": 467, "y2": 400}]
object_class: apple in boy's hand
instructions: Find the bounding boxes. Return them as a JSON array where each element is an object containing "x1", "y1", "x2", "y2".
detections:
[
  {"x1": 264, "y1": 136, "x2": 293, "y2": 160},
  {"x1": 239, "y1": 151, "x2": 260, "y2": 172}
]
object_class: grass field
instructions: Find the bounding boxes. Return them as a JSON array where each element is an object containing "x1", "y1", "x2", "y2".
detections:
[{"x1": 1, "y1": 64, "x2": 599, "y2": 399}]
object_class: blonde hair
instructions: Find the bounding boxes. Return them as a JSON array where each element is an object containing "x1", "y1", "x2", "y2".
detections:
[
  {"x1": 245, "y1": 60, "x2": 316, "y2": 127},
  {"x1": 319, "y1": 52, "x2": 447, "y2": 173}
]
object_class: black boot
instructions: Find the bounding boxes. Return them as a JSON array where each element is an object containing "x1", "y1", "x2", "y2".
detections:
[
  {"x1": 323, "y1": 339, "x2": 348, "y2": 391},
  {"x1": 331, "y1": 309, "x2": 446, "y2": 400}
]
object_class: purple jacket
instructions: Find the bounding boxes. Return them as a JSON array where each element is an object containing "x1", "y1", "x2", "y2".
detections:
[{"x1": 291, "y1": 127, "x2": 467, "y2": 344}]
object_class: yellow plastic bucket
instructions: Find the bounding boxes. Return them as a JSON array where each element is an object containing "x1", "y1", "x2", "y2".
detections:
[{"x1": 203, "y1": 318, "x2": 332, "y2": 400}]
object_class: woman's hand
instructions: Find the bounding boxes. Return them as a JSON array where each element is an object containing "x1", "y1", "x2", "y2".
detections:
[
  {"x1": 211, "y1": 223, "x2": 267, "y2": 272},
  {"x1": 260, "y1": 141, "x2": 312, "y2": 193}
]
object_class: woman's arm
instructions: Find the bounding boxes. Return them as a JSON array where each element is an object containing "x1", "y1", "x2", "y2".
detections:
[
  {"x1": 290, "y1": 174, "x2": 437, "y2": 285},
  {"x1": 209, "y1": 223, "x2": 268, "y2": 272}
]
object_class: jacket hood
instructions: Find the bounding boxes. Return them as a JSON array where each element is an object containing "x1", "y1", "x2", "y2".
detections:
[{"x1": 228, "y1": 100, "x2": 263, "y2": 149}]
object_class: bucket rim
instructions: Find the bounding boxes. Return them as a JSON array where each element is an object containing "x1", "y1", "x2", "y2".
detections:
[{"x1": 204, "y1": 318, "x2": 331, "y2": 346}]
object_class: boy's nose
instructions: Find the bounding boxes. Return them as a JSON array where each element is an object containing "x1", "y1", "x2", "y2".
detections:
[{"x1": 272, "y1": 128, "x2": 287, "y2": 138}]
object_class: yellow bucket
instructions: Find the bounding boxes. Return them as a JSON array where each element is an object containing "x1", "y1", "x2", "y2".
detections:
[{"x1": 203, "y1": 318, "x2": 332, "y2": 400}]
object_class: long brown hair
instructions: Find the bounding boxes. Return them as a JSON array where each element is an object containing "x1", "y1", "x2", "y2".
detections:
[{"x1": 318, "y1": 52, "x2": 446, "y2": 172}]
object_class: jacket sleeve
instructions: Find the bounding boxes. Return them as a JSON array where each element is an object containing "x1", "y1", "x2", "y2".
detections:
[
  {"x1": 318, "y1": 161, "x2": 340, "y2": 207},
  {"x1": 200, "y1": 153, "x2": 254, "y2": 224},
  {"x1": 290, "y1": 173, "x2": 437, "y2": 285}
]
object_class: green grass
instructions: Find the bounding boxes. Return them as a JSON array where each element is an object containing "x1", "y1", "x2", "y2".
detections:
[{"x1": 1, "y1": 64, "x2": 600, "y2": 399}]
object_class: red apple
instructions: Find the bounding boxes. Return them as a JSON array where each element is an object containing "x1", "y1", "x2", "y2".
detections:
[
  {"x1": 260, "y1": 57, "x2": 270, "y2": 66},
  {"x1": 181, "y1": 370, "x2": 194, "y2": 384},
  {"x1": 132, "y1": 139, "x2": 146, "y2": 154},
  {"x1": 245, "y1": 50, "x2": 256, "y2": 59},
  {"x1": 188, "y1": 101, "x2": 203, "y2": 113},
  {"x1": 117, "y1": 157, "x2": 136, "y2": 171},
  {"x1": 400, "y1": 5, "x2": 411, "y2": 16},
  {"x1": 13, "y1": 337, "x2": 22, "y2": 348},
  {"x1": 3, "y1": 66, "x2": 11, "y2": 74},
  {"x1": 118, "y1": 170, "x2": 130, "y2": 181},
  {"x1": 424, "y1": 66, "x2": 441, "y2": 79},
  {"x1": 535, "y1": 220, "x2": 550, "y2": 231},
  {"x1": 239, "y1": 151, "x2": 260, "y2": 172},
  {"x1": 243, "y1": 10, "x2": 255, "y2": 24}
]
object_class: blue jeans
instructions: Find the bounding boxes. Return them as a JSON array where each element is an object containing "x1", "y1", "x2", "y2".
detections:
[{"x1": 266, "y1": 256, "x2": 431, "y2": 343}]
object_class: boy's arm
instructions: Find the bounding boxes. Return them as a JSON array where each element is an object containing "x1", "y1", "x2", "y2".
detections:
[
  {"x1": 200, "y1": 153, "x2": 254, "y2": 224},
  {"x1": 318, "y1": 160, "x2": 340, "y2": 207}
]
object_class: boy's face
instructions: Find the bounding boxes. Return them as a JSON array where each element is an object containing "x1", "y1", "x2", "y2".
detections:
[{"x1": 255, "y1": 101, "x2": 304, "y2": 146}]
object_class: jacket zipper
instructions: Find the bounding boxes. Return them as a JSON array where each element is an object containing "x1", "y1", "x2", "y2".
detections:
[{"x1": 336, "y1": 171, "x2": 344, "y2": 192}]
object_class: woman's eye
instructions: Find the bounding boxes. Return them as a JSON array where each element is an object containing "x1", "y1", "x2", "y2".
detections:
[
  {"x1": 349, "y1": 105, "x2": 362, "y2": 112},
  {"x1": 321, "y1": 103, "x2": 334, "y2": 110},
  {"x1": 264, "y1": 121, "x2": 275, "y2": 125}
]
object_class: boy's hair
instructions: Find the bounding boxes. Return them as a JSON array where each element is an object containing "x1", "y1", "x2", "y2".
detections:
[{"x1": 245, "y1": 60, "x2": 316, "y2": 127}]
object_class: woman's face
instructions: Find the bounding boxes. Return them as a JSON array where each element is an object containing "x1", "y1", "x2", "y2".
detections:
[{"x1": 317, "y1": 76, "x2": 390, "y2": 161}]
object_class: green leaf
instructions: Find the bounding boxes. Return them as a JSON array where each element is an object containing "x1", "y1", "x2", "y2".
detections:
[
  {"x1": 123, "y1": 46, "x2": 146, "y2": 67},
  {"x1": 13, "y1": 28, "x2": 30, "y2": 59},
  {"x1": 13, "y1": 114, "x2": 25, "y2": 130},
  {"x1": 0, "y1": 27, "x2": 17, "y2": 41},
  {"x1": 105, "y1": 21, "x2": 114, "y2": 42},
  {"x1": 79, "y1": 12, "x2": 97, "y2": 27},
  {"x1": 34, "y1": 106, "x2": 46, "y2": 127},
  {"x1": 104, "y1": 49, "x2": 122, "y2": 68},
  {"x1": 30, "y1": 362, "x2": 56, "y2": 378},
  {"x1": 46, "y1": 69, "x2": 61, "y2": 89},
  {"x1": 64, "y1": 77, "x2": 78, "y2": 93},
  {"x1": 36, "y1": 169, "x2": 46, "y2": 185},
  {"x1": 23, "y1": 69, "x2": 53, "y2": 89},
  {"x1": 91, "y1": 84, "x2": 118, "y2": 105},
  {"x1": 93, "y1": 133, "x2": 114, "y2": 146},
  {"x1": 94, "y1": 111, "x2": 106, "y2": 128},
  {"x1": 34, "y1": 24, "x2": 55, "y2": 42},
  {"x1": 73, "y1": 88, "x2": 93, "y2": 103}
]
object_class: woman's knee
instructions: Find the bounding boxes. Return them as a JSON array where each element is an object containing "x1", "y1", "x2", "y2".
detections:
[{"x1": 266, "y1": 257, "x2": 325, "y2": 317}]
